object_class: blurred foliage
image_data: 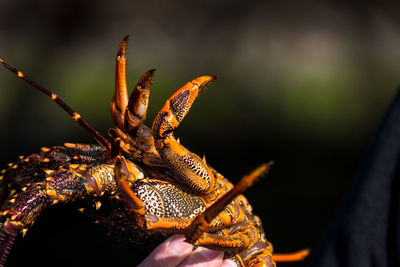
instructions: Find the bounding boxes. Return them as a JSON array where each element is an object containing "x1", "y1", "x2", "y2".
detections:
[{"x1": 0, "y1": 0, "x2": 400, "y2": 266}]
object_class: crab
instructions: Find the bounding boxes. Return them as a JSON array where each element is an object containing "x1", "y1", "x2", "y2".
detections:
[{"x1": 0, "y1": 37, "x2": 309, "y2": 266}]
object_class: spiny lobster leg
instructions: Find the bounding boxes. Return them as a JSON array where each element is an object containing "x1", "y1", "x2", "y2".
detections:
[
  {"x1": 114, "y1": 156, "x2": 146, "y2": 216},
  {"x1": 193, "y1": 224, "x2": 260, "y2": 251},
  {"x1": 124, "y1": 70, "x2": 154, "y2": 136},
  {"x1": 115, "y1": 161, "x2": 269, "y2": 242},
  {"x1": 244, "y1": 246, "x2": 276, "y2": 267},
  {"x1": 152, "y1": 76, "x2": 217, "y2": 194},
  {"x1": 191, "y1": 223, "x2": 275, "y2": 267},
  {"x1": 114, "y1": 156, "x2": 200, "y2": 230},
  {"x1": 186, "y1": 163, "x2": 273, "y2": 243},
  {"x1": 114, "y1": 156, "x2": 248, "y2": 232},
  {"x1": 111, "y1": 36, "x2": 129, "y2": 129},
  {"x1": 111, "y1": 36, "x2": 155, "y2": 138},
  {"x1": 144, "y1": 201, "x2": 246, "y2": 232},
  {"x1": 271, "y1": 249, "x2": 310, "y2": 262}
]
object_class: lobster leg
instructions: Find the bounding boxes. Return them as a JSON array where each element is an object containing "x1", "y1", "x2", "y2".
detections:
[
  {"x1": 111, "y1": 199, "x2": 248, "y2": 233},
  {"x1": 193, "y1": 224, "x2": 260, "y2": 250},
  {"x1": 186, "y1": 163, "x2": 272, "y2": 243},
  {"x1": 114, "y1": 156, "x2": 245, "y2": 231},
  {"x1": 152, "y1": 76, "x2": 217, "y2": 194},
  {"x1": 145, "y1": 202, "x2": 246, "y2": 231},
  {"x1": 111, "y1": 36, "x2": 129, "y2": 129},
  {"x1": 114, "y1": 155, "x2": 146, "y2": 216},
  {"x1": 111, "y1": 36, "x2": 155, "y2": 138},
  {"x1": 192, "y1": 226, "x2": 275, "y2": 267},
  {"x1": 124, "y1": 70, "x2": 154, "y2": 136},
  {"x1": 244, "y1": 247, "x2": 276, "y2": 267}
]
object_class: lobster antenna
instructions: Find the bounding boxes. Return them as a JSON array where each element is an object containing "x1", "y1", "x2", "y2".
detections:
[{"x1": 0, "y1": 58, "x2": 111, "y2": 151}]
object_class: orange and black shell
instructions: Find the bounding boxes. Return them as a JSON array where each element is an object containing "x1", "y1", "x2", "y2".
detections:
[
  {"x1": 0, "y1": 144, "x2": 208, "y2": 251},
  {"x1": 0, "y1": 144, "x2": 272, "y2": 266}
]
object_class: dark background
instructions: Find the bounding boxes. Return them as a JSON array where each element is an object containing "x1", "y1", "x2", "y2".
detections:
[{"x1": 0, "y1": 1, "x2": 399, "y2": 266}]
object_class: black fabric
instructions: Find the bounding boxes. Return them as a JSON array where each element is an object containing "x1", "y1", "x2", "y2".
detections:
[{"x1": 309, "y1": 91, "x2": 400, "y2": 267}]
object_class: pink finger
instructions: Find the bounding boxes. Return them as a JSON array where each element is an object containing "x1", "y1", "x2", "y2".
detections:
[
  {"x1": 138, "y1": 234, "x2": 193, "y2": 267},
  {"x1": 221, "y1": 259, "x2": 238, "y2": 267},
  {"x1": 178, "y1": 246, "x2": 224, "y2": 267}
]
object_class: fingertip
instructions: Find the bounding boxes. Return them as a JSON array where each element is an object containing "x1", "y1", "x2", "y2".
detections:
[
  {"x1": 167, "y1": 234, "x2": 193, "y2": 255},
  {"x1": 178, "y1": 247, "x2": 224, "y2": 267},
  {"x1": 138, "y1": 235, "x2": 193, "y2": 267},
  {"x1": 221, "y1": 259, "x2": 238, "y2": 267},
  {"x1": 197, "y1": 247, "x2": 223, "y2": 261}
]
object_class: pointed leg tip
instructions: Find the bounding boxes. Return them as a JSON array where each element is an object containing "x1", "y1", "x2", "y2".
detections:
[
  {"x1": 244, "y1": 162, "x2": 274, "y2": 185},
  {"x1": 192, "y1": 76, "x2": 217, "y2": 89},
  {"x1": 257, "y1": 162, "x2": 272, "y2": 174},
  {"x1": 259, "y1": 161, "x2": 274, "y2": 173},
  {"x1": 118, "y1": 36, "x2": 129, "y2": 56},
  {"x1": 122, "y1": 35, "x2": 130, "y2": 42},
  {"x1": 272, "y1": 248, "x2": 311, "y2": 262},
  {"x1": 137, "y1": 69, "x2": 156, "y2": 88},
  {"x1": 144, "y1": 69, "x2": 156, "y2": 78}
]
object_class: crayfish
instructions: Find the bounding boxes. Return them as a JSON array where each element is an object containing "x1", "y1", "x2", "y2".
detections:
[{"x1": 0, "y1": 36, "x2": 308, "y2": 266}]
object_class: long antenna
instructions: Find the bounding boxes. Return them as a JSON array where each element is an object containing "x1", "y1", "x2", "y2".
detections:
[{"x1": 0, "y1": 58, "x2": 111, "y2": 151}]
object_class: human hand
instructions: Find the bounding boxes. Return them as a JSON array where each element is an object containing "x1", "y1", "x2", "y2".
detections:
[{"x1": 138, "y1": 234, "x2": 237, "y2": 267}]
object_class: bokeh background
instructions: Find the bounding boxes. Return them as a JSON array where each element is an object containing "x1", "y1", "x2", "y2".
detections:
[{"x1": 0, "y1": 1, "x2": 399, "y2": 266}]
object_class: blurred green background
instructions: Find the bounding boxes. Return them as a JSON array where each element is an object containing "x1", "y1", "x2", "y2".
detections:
[{"x1": 1, "y1": 1, "x2": 399, "y2": 266}]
